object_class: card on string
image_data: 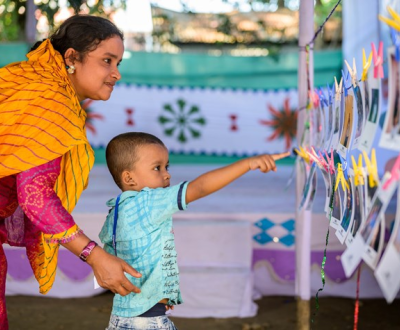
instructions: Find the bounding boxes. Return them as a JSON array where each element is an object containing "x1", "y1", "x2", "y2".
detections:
[
  {"x1": 359, "y1": 45, "x2": 381, "y2": 154},
  {"x1": 330, "y1": 77, "x2": 343, "y2": 151},
  {"x1": 375, "y1": 154, "x2": 400, "y2": 303},
  {"x1": 323, "y1": 85, "x2": 335, "y2": 151},
  {"x1": 331, "y1": 163, "x2": 347, "y2": 230},
  {"x1": 346, "y1": 167, "x2": 367, "y2": 246},
  {"x1": 344, "y1": 59, "x2": 365, "y2": 150},
  {"x1": 336, "y1": 176, "x2": 354, "y2": 244},
  {"x1": 375, "y1": 182, "x2": 400, "y2": 303},
  {"x1": 299, "y1": 162, "x2": 317, "y2": 210},
  {"x1": 337, "y1": 71, "x2": 355, "y2": 158},
  {"x1": 341, "y1": 172, "x2": 395, "y2": 277},
  {"x1": 379, "y1": 46, "x2": 400, "y2": 150}
]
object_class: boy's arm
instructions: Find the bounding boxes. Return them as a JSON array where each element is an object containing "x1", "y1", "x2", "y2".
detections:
[{"x1": 185, "y1": 152, "x2": 290, "y2": 204}]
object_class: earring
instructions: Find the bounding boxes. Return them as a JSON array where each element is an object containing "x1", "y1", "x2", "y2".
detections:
[{"x1": 66, "y1": 65, "x2": 75, "y2": 74}]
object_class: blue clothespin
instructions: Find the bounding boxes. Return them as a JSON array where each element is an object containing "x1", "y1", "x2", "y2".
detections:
[
  {"x1": 318, "y1": 88, "x2": 328, "y2": 107},
  {"x1": 391, "y1": 28, "x2": 400, "y2": 62},
  {"x1": 327, "y1": 83, "x2": 334, "y2": 106},
  {"x1": 341, "y1": 69, "x2": 351, "y2": 97}
]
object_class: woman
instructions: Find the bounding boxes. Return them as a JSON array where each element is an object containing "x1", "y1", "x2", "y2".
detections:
[{"x1": 0, "y1": 15, "x2": 141, "y2": 329}]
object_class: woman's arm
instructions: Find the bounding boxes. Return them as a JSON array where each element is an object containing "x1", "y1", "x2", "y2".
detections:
[
  {"x1": 17, "y1": 157, "x2": 141, "y2": 295},
  {"x1": 186, "y1": 152, "x2": 290, "y2": 204}
]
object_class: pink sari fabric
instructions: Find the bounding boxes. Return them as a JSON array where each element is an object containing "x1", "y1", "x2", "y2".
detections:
[{"x1": 0, "y1": 157, "x2": 76, "y2": 329}]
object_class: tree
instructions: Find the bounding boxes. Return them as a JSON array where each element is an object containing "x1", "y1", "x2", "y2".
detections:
[{"x1": 0, "y1": 0, "x2": 126, "y2": 41}]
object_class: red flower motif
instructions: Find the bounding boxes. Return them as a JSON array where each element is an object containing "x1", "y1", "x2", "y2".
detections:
[
  {"x1": 81, "y1": 100, "x2": 104, "y2": 135},
  {"x1": 259, "y1": 97, "x2": 297, "y2": 150}
]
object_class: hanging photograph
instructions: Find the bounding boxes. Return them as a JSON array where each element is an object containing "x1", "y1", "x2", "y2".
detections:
[
  {"x1": 375, "y1": 183, "x2": 400, "y2": 303},
  {"x1": 346, "y1": 170, "x2": 366, "y2": 246},
  {"x1": 331, "y1": 177, "x2": 345, "y2": 230},
  {"x1": 379, "y1": 47, "x2": 400, "y2": 150},
  {"x1": 338, "y1": 92, "x2": 354, "y2": 158},
  {"x1": 351, "y1": 83, "x2": 365, "y2": 149},
  {"x1": 330, "y1": 90, "x2": 342, "y2": 151},
  {"x1": 336, "y1": 177, "x2": 355, "y2": 244},
  {"x1": 358, "y1": 71, "x2": 381, "y2": 154}
]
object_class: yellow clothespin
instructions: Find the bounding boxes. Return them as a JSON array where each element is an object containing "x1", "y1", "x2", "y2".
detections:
[
  {"x1": 334, "y1": 76, "x2": 343, "y2": 101},
  {"x1": 335, "y1": 163, "x2": 350, "y2": 192},
  {"x1": 362, "y1": 149, "x2": 378, "y2": 188},
  {"x1": 361, "y1": 48, "x2": 373, "y2": 81},
  {"x1": 294, "y1": 146, "x2": 310, "y2": 164},
  {"x1": 379, "y1": 6, "x2": 400, "y2": 31},
  {"x1": 344, "y1": 58, "x2": 358, "y2": 88},
  {"x1": 351, "y1": 154, "x2": 364, "y2": 186}
]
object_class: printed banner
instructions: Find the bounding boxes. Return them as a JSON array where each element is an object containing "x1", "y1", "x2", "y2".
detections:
[{"x1": 86, "y1": 85, "x2": 298, "y2": 155}]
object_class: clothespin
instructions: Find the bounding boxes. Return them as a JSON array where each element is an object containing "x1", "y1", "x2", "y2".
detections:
[
  {"x1": 308, "y1": 90, "x2": 320, "y2": 109},
  {"x1": 391, "y1": 28, "x2": 400, "y2": 62},
  {"x1": 324, "y1": 149, "x2": 335, "y2": 175},
  {"x1": 372, "y1": 41, "x2": 384, "y2": 79},
  {"x1": 351, "y1": 154, "x2": 364, "y2": 186},
  {"x1": 361, "y1": 48, "x2": 373, "y2": 81},
  {"x1": 379, "y1": 6, "x2": 400, "y2": 32},
  {"x1": 317, "y1": 150, "x2": 330, "y2": 173},
  {"x1": 382, "y1": 153, "x2": 400, "y2": 190},
  {"x1": 334, "y1": 77, "x2": 343, "y2": 101},
  {"x1": 318, "y1": 88, "x2": 328, "y2": 108},
  {"x1": 294, "y1": 146, "x2": 311, "y2": 164},
  {"x1": 335, "y1": 163, "x2": 350, "y2": 192},
  {"x1": 341, "y1": 69, "x2": 351, "y2": 97},
  {"x1": 344, "y1": 58, "x2": 358, "y2": 88},
  {"x1": 308, "y1": 147, "x2": 321, "y2": 167},
  {"x1": 362, "y1": 149, "x2": 379, "y2": 188},
  {"x1": 327, "y1": 83, "x2": 334, "y2": 106}
]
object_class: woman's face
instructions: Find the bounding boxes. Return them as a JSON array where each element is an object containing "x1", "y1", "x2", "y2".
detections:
[{"x1": 68, "y1": 35, "x2": 124, "y2": 102}]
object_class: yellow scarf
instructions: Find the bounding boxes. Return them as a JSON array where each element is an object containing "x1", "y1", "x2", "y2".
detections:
[{"x1": 0, "y1": 40, "x2": 95, "y2": 293}]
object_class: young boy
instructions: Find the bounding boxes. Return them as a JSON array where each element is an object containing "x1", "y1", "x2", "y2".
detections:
[{"x1": 100, "y1": 132, "x2": 289, "y2": 330}]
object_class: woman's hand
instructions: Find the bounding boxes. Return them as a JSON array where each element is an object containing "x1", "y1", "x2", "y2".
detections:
[{"x1": 87, "y1": 247, "x2": 142, "y2": 296}]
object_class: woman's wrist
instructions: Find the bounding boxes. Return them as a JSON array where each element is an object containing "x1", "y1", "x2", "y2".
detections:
[{"x1": 79, "y1": 240, "x2": 98, "y2": 262}]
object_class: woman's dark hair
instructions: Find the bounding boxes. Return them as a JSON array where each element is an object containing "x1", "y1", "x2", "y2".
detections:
[{"x1": 31, "y1": 15, "x2": 123, "y2": 62}]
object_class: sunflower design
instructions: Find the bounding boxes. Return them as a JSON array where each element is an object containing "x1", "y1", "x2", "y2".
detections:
[
  {"x1": 81, "y1": 99, "x2": 104, "y2": 135},
  {"x1": 259, "y1": 97, "x2": 297, "y2": 150},
  {"x1": 158, "y1": 98, "x2": 206, "y2": 143}
]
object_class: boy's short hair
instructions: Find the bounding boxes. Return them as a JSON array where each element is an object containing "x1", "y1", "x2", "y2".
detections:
[{"x1": 106, "y1": 132, "x2": 165, "y2": 189}]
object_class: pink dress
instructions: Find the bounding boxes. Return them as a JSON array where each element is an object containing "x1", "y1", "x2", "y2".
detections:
[{"x1": 0, "y1": 157, "x2": 79, "y2": 329}]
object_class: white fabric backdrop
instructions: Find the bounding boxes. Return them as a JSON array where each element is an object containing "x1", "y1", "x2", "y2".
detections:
[{"x1": 87, "y1": 85, "x2": 298, "y2": 155}]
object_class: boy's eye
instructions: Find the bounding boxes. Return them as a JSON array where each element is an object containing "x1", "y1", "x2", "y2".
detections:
[
  {"x1": 154, "y1": 166, "x2": 160, "y2": 171},
  {"x1": 166, "y1": 165, "x2": 170, "y2": 171}
]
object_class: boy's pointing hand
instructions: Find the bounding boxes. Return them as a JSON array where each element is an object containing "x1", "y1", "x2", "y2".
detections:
[{"x1": 249, "y1": 151, "x2": 291, "y2": 173}]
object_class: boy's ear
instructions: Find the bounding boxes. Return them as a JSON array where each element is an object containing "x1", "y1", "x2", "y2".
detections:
[{"x1": 121, "y1": 170, "x2": 136, "y2": 186}]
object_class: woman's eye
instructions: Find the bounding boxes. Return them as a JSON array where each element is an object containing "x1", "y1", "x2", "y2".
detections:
[{"x1": 104, "y1": 58, "x2": 111, "y2": 64}]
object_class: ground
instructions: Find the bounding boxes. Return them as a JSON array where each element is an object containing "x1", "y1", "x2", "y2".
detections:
[{"x1": 6, "y1": 292, "x2": 400, "y2": 329}]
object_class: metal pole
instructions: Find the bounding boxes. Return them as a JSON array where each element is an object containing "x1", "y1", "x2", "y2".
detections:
[
  {"x1": 296, "y1": 0, "x2": 314, "y2": 329},
  {"x1": 25, "y1": 0, "x2": 37, "y2": 44}
]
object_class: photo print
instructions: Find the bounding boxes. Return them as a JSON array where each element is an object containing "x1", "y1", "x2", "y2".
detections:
[
  {"x1": 346, "y1": 172, "x2": 366, "y2": 246},
  {"x1": 338, "y1": 93, "x2": 354, "y2": 158},
  {"x1": 336, "y1": 178, "x2": 354, "y2": 244},
  {"x1": 379, "y1": 46, "x2": 400, "y2": 150}
]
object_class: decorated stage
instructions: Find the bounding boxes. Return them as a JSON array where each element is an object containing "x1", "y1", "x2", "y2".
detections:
[{"x1": 5, "y1": 164, "x2": 394, "y2": 318}]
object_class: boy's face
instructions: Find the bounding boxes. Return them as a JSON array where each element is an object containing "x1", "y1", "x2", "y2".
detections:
[{"x1": 126, "y1": 143, "x2": 171, "y2": 191}]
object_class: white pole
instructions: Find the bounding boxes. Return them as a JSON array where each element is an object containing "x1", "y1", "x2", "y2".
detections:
[{"x1": 296, "y1": 0, "x2": 314, "y2": 329}]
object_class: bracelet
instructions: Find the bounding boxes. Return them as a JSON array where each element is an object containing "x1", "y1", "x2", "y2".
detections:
[
  {"x1": 79, "y1": 241, "x2": 98, "y2": 262},
  {"x1": 45, "y1": 227, "x2": 83, "y2": 244}
]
